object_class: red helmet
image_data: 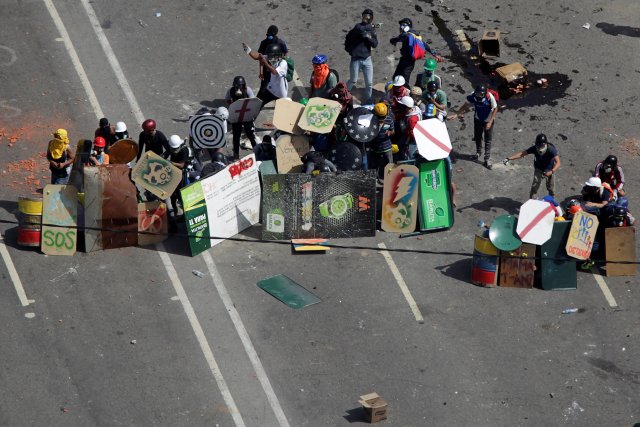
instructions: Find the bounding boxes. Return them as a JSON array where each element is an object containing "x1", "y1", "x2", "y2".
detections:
[
  {"x1": 142, "y1": 119, "x2": 156, "y2": 132},
  {"x1": 568, "y1": 205, "x2": 583, "y2": 215},
  {"x1": 93, "y1": 136, "x2": 106, "y2": 148}
]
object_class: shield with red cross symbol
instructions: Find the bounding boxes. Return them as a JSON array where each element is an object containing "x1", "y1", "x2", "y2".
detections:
[
  {"x1": 414, "y1": 118, "x2": 452, "y2": 160},
  {"x1": 228, "y1": 97, "x2": 263, "y2": 123},
  {"x1": 516, "y1": 199, "x2": 557, "y2": 245}
]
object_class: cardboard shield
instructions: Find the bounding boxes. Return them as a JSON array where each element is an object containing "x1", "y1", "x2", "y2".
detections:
[
  {"x1": 344, "y1": 107, "x2": 380, "y2": 143},
  {"x1": 108, "y1": 139, "x2": 138, "y2": 164},
  {"x1": 41, "y1": 185, "x2": 78, "y2": 256},
  {"x1": 131, "y1": 151, "x2": 182, "y2": 199},
  {"x1": 516, "y1": 199, "x2": 556, "y2": 245},
  {"x1": 138, "y1": 201, "x2": 168, "y2": 246},
  {"x1": 414, "y1": 119, "x2": 452, "y2": 160},
  {"x1": 275, "y1": 134, "x2": 308, "y2": 174},
  {"x1": 329, "y1": 142, "x2": 362, "y2": 171},
  {"x1": 381, "y1": 164, "x2": 419, "y2": 233},
  {"x1": 605, "y1": 227, "x2": 637, "y2": 276},
  {"x1": 298, "y1": 98, "x2": 342, "y2": 134},
  {"x1": 565, "y1": 210, "x2": 599, "y2": 260},
  {"x1": 273, "y1": 99, "x2": 305, "y2": 134},
  {"x1": 189, "y1": 114, "x2": 226, "y2": 149},
  {"x1": 228, "y1": 97, "x2": 263, "y2": 123},
  {"x1": 489, "y1": 215, "x2": 522, "y2": 251}
]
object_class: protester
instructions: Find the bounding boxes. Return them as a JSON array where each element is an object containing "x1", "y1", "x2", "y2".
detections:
[
  {"x1": 395, "y1": 96, "x2": 421, "y2": 160},
  {"x1": 47, "y1": 128, "x2": 75, "y2": 184},
  {"x1": 137, "y1": 118, "x2": 169, "y2": 161},
  {"x1": 410, "y1": 86, "x2": 426, "y2": 115},
  {"x1": 606, "y1": 206, "x2": 635, "y2": 227},
  {"x1": 389, "y1": 75, "x2": 410, "y2": 118},
  {"x1": 454, "y1": 84, "x2": 497, "y2": 169},
  {"x1": 255, "y1": 43, "x2": 288, "y2": 105},
  {"x1": 253, "y1": 135, "x2": 276, "y2": 162},
  {"x1": 328, "y1": 82, "x2": 354, "y2": 118},
  {"x1": 390, "y1": 18, "x2": 442, "y2": 85},
  {"x1": 225, "y1": 76, "x2": 259, "y2": 159},
  {"x1": 345, "y1": 8, "x2": 378, "y2": 105},
  {"x1": 94, "y1": 117, "x2": 117, "y2": 149},
  {"x1": 257, "y1": 25, "x2": 288, "y2": 94},
  {"x1": 164, "y1": 135, "x2": 190, "y2": 226},
  {"x1": 308, "y1": 54, "x2": 338, "y2": 99},
  {"x1": 581, "y1": 176, "x2": 613, "y2": 216},
  {"x1": 369, "y1": 103, "x2": 395, "y2": 180},
  {"x1": 594, "y1": 155, "x2": 625, "y2": 198},
  {"x1": 503, "y1": 133, "x2": 561, "y2": 199},
  {"x1": 114, "y1": 121, "x2": 129, "y2": 141},
  {"x1": 423, "y1": 81, "x2": 447, "y2": 113},
  {"x1": 87, "y1": 137, "x2": 109, "y2": 165},
  {"x1": 418, "y1": 57, "x2": 442, "y2": 90}
]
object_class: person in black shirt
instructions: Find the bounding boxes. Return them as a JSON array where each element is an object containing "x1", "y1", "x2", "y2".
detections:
[
  {"x1": 257, "y1": 25, "x2": 288, "y2": 92},
  {"x1": 345, "y1": 9, "x2": 378, "y2": 105},
  {"x1": 137, "y1": 118, "x2": 169, "y2": 161},
  {"x1": 95, "y1": 117, "x2": 117, "y2": 152}
]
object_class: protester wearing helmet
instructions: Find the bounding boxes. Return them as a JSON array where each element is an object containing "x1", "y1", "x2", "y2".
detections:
[
  {"x1": 389, "y1": 18, "x2": 443, "y2": 87},
  {"x1": 225, "y1": 76, "x2": 259, "y2": 159},
  {"x1": 454, "y1": 84, "x2": 498, "y2": 169},
  {"x1": 114, "y1": 121, "x2": 129, "y2": 141},
  {"x1": 47, "y1": 128, "x2": 75, "y2": 184},
  {"x1": 255, "y1": 43, "x2": 289, "y2": 105},
  {"x1": 395, "y1": 95, "x2": 422, "y2": 160},
  {"x1": 308, "y1": 54, "x2": 338, "y2": 99},
  {"x1": 423, "y1": 80, "x2": 447, "y2": 113},
  {"x1": 410, "y1": 86, "x2": 425, "y2": 114},
  {"x1": 94, "y1": 117, "x2": 117, "y2": 150},
  {"x1": 606, "y1": 206, "x2": 633, "y2": 227},
  {"x1": 137, "y1": 118, "x2": 169, "y2": 161},
  {"x1": 368, "y1": 102, "x2": 395, "y2": 179},
  {"x1": 504, "y1": 133, "x2": 561, "y2": 199},
  {"x1": 256, "y1": 25, "x2": 288, "y2": 92},
  {"x1": 87, "y1": 136, "x2": 110, "y2": 166},
  {"x1": 388, "y1": 75, "x2": 410, "y2": 117},
  {"x1": 581, "y1": 176, "x2": 614, "y2": 215},
  {"x1": 594, "y1": 154, "x2": 625, "y2": 197},
  {"x1": 344, "y1": 8, "x2": 379, "y2": 105},
  {"x1": 418, "y1": 57, "x2": 442, "y2": 90},
  {"x1": 564, "y1": 199, "x2": 583, "y2": 219}
]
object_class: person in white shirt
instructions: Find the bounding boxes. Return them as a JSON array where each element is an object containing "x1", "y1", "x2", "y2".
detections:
[{"x1": 256, "y1": 43, "x2": 288, "y2": 104}]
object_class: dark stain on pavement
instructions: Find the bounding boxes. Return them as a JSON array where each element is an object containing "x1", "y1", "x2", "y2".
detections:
[
  {"x1": 588, "y1": 358, "x2": 640, "y2": 384},
  {"x1": 596, "y1": 23, "x2": 640, "y2": 38}
]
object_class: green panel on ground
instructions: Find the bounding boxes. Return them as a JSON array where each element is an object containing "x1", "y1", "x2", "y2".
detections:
[
  {"x1": 257, "y1": 274, "x2": 321, "y2": 309},
  {"x1": 418, "y1": 159, "x2": 454, "y2": 231},
  {"x1": 539, "y1": 221, "x2": 577, "y2": 290}
]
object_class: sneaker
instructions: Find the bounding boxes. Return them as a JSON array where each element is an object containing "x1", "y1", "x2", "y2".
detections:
[
  {"x1": 580, "y1": 260, "x2": 595, "y2": 270},
  {"x1": 472, "y1": 152, "x2": 480, "y2": 161},
  {"x1": 484, "y1": 160, "x2": 493, "y2": 170},
  {"x1": 240, "y1": 142, "x2": 252, "y2": 150}
]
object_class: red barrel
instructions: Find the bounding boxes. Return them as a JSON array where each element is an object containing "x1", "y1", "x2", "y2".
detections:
[
  {"x1": 472, "y1": 235, "x2": 499, "y2": 287},
  {"x1": 17, "y1": 226, "x2": 41, "y2": 247},
  {"x1": 17, "y1": 196, "x2": 42, "y2": 248}
]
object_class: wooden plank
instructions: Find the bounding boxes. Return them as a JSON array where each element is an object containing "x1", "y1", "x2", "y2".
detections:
[
  {"x1": 605, "y1": 227, "x2": 637, "y2": 277},
  {"x1": 41, "y1": 185, "x2": 78, "y2": 256},
  {"x1": 499, "y1": 243, "x2": 536, "y2": 288}
]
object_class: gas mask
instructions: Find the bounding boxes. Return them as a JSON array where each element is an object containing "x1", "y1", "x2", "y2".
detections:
[
  {"x1": 268, "y1": 56, "x2": 279, "y2": 67},
  {"x1": 536, "y1": 144, "x2": 548, "y2": 155},
  {"x1": 474, "y1": 92, "x2": 485, "y2": 102},
  {"x1": 234, "y1": 87, "x2": 243, "y2": 97},
  {"x1": 604, "y1": 165, "x2": 613, "y2": 173},
  {"x1": 400, "y1": 24, "x2": 410, "y2": 33},
  {"x1": 362, "y1": 13, "x2": 372, "y2": 24}
]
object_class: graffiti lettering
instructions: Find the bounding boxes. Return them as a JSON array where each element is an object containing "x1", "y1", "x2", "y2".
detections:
[
  {"x1": 42, "y1": 229, "x2": 76, "y2": 250},
  {"x1": 228, "y1": 157, "x2": 254, "y2": 178}
]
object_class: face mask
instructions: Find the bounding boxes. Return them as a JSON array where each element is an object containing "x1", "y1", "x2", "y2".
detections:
[
  {"x1": 474, "y1": 93, "x2": 484, "y2": 102},
  {"x1": 362, "y1": 14, "x2": 372, "y2": 24},
  {"x1": 536, "y1": 144, "x2": 548, "y2": 155},
  {"x1": 400, "y1": 25, "x2": 410, "y2": 33},
  {"x1": 604, "y1": 166, "x2": 612, "y2": 173},
  {"x1": 267, "y1": 35, "x2": 274, "y2": 40},
  {"x1": 234, "y1": 89, "x2": 243, "y2": 97},
  {"x1": 268, "y1": 57, "x2": 279, "y2": 66}
]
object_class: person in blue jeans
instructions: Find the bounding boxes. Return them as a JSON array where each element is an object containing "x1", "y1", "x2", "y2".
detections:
[
  {"x1": 344, "y1": 9, "x2": 378, "y2": 105},
  {"x1": 454, "y1": 84, "x2": 497, "y2": 169}
]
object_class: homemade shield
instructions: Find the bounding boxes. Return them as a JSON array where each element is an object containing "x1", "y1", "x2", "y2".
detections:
[
  {"x1": 41, "y1": 185, "x2": 78, "y2": 256},
  {"x1": 414, "y1": 119, "x2": 452, "y2": 160},
  {"x1": 228, "y1": 97, "x2": 262, "y2": 123},
  {"x1": 137, "y1": 201, "x2": 168, "y2": 246},
  {"x1": 108, "y1": 139, "x2": 138, "y2": 164},
  {"x1": 499, "y1": 243, "x2": 536, "y2": 288},
  {"x1": 381, "y1": 164, "x2": 419, "y2": 233},
  {"x1": 605, "y1": 227, "x2": 637, "y2": 277},
  {"x1": 297, "y1": 97, "x2": 342, "y2": 134},
  {"x1": 257, "y1": 274, "x2": 321, "y2": 309},
  {"x1": 328, "y1": 142, "x2": 362, "y2": 171},
  {"x1": 418, "y1": 159, "x2": 454, "y2": 231},
  {"x1": 343, "y1": 107, "x2": 380, "y2": 143},
  {"x1": 131, "y1": 151, "x2": 182, "y2": 199},
  {"x1": 275, "y1": 134, "x2": 308, "y2": 173},
  {"x1": 516, "y1": 199, "x2": 556, "y2": 245},
  {"x1": 489, "y1": 215, "x2": 522, "y2": 251},
  {"x1": 565, "y1": 210, "x2": 598, "y2": 260},
  {"x1": 273, "y1": 98, "x2": 305, "y2": 134},
  {"x1": 189, "y1": 114, "x2": 226, "y2": 149}
]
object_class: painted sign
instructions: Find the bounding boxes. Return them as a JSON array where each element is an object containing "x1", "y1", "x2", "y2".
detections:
[
  {"x1": 138, "y1": 201, "x2": 168, "y2": 246},
  {"x1": 565, "y1": 210, "x2": 599, "y2": 260},
  {"x1": 108, "y1": 138, "x2": 138, "y2": 164},
  {"x1": 273, "y1": 98, "x2": 305, "y2": 134},
  {"x1": 41, "y1": 184, "x2": 78, "y2": 256},
  {"x1": 189, "y1": 114, "x2": 226, "y2": 149},
  {"x1": 131, "y1": 151, "x2": 182, "y2": 199},
  {"x1": 181, "y1": 154, "x2": 261, "y2": 256},
  {"x1": 297, "y1": 98, "x2": 342, "y2": 134},
  {"x1": 499, "y1": 243, "x2": 536, "y2": 288},
  {"x1": 275, "y1": 134, "x2": 308, "y2": 174},
  {"x1": 516, "y1": 199, "x2": 556, "y2": 245},
  {"x1": 381, "y1": 164, "x2": 419, "y2": 233},
  {"x1": 228, "y1": 97, "x2": 263, "y2": 124},
  {"x1": 414, "y1": 119, "x2": 452, "y2": 160}
]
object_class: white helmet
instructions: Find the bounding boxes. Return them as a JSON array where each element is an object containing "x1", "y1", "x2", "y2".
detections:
[
  {"x1": 169, "y1": 134, "x2": 183, "y2": 149},
  {"x1": 584, "y1": 177, "x2": 601, "y2": 187},
  {"x1": 115, "y1": 121, "x2": 127, "y2": 132},
  {"x1": 392, "y1": 75, "x2": 406, "y2": 87},
  {"x1": 398, "y1": 96, "x2": 415, "y2": 108},
  {"x1": 215, "y1": 107, "x2": 229, "y2": 121}
]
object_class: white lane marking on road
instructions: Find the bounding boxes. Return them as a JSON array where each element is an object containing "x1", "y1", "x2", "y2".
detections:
[
  {"x1": 590, "y1": 267, "x2": 618, "y2": 308},
  {"x1": 0, "y1": 235, "x2": 31, "y2": 307},
  {"x1": 79, "y1": 0, "x2": 145, "y2": 123},
  {"x1": 158, "y1": 245, "x2": 246, "y2": 426},
  {"x1": 42, "y1": 0, "x2": 104, "y2": 118},
  {"x1": 378, "y1": 243, "x2": 425, "y2": 323},
  {"x1": 202, "y1": 251, "x2": 291, "y2": 427}
]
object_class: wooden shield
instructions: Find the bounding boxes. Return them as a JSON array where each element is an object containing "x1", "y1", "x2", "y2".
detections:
[
  {"x1": 131, "y1": 151, "x2": 182, "y2": 199},
  {"x1": 275, "y1": 134, "x2": 308, "y2": 173},
  {"x1": 228, "y1": 97, "x2": 263, "y2": 123},
  {"x1": 108, "y1": 139, "x2": 138, "y2": 164},
  {"x1": 605, "y1": 227, "x2": 637, "y2": 276},
  {"x1": 298, "y1": 98, "x2": 342, "y2": 134},
  {"x1": 414, "y1": 119, "x2": 452, "y2": 160},
  {"x1": 41, "y1": 185, "x2": 78, "y2": 256},
  {"x1": 381, "y1": 164, "x2": 419, "y2": 233},
  {"x1": 273, "y1": 99, "x2": 305, "y2": 134}
]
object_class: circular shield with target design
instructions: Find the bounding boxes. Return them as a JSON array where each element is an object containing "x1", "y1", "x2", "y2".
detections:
[{"x1": 189, "y1": 114, "x2": 226, "y2": 149}]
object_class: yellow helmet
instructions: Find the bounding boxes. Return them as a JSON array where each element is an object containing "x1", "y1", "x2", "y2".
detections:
[
  {"x1": 373, "y1": 102, "x2": 388, "y2": 117},
  {"x1": 391, "y1": 144, "x2": 399, "y2": 154}
]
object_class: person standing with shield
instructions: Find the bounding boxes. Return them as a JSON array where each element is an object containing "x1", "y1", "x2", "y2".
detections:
[{"x1": 225, "y1": 76, "x2": 258, "y2": 159}]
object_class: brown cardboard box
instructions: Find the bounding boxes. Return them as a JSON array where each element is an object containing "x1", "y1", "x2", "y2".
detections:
[
  {"x1": 479, "y1": 30, "x2": 501, "y2": 57},
  {"x1": 495, "y1": 62, "x2": 528, "y2": 84},
  {"x1": 359, "y1": 392, "x2": 388, "y2": 423}
]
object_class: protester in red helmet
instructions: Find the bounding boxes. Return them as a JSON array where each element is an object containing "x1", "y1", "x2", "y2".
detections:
[
  {"x1": 87, "y1": 136, "x2": 110, "y2": 166},
  {"x1": 137, "y1": 118, "x2": 169, "y2": 161}
]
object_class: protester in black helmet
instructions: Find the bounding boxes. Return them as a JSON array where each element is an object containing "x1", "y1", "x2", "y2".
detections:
[
  {"x1": 225, "y1": 76, "x2": 259, "y2": 159},
  {"x1": 257, "y1": 25, "x2": 288, "y2": 93},
  {"x1": 454, "y1": 84, "x2": 498, "y2": 169},
  {"x1": 137, "y1": 118, "x2": 169, "y2": 161},
  {"x1": 504, "y1": 133, "x2": 561, "y2": 199},
  {"x1": 389, "y1": 18, "x2": 442, "y2": 86},
  {"x1": 255, "y1": 43, "x2": 289, "y2": 105},
  {"x1": 345, "y1": 8, "x2": 378, "y2": 105},
  {"x1": 594, "y1": 154, "x2": 625, "y2": 197},
  {"x1": 94, "y1": 117, "x2": 117, "y2": 151}
]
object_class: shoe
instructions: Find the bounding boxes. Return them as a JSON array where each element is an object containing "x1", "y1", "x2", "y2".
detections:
[
  {"x1": 472, "y1": 152, "x2": 480, "y2": 161},
  {"x1": 580, "y1": 260, "x2": 595, "y2": 270},
  {"x1": 240, "y1": 142, "x2": 252, "y2": 150},
  {"x1": 484, "y1": 160, "x2": 493, "y2": 170}
]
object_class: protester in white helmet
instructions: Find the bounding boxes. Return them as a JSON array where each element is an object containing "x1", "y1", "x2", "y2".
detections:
[{"x1": 394, "y1": 96, "x2": 422, "y2": 160}]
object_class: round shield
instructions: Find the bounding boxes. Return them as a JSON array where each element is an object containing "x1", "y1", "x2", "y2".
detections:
[
  {"x1": 189, "y1": 114, "x2": 226, "y2": 149},
  {"x1": 343, "y1": 107, "x2": 380, "y2": 143},
  {"x1": 489, "y1": 215, "x2": 522, "y2": 251},
  {"x1": 108, "y1": 139, "x2": 138, "y2": 164},
  {"x1": 329, "y1": 142, "x2": 362, "y2": 171}
]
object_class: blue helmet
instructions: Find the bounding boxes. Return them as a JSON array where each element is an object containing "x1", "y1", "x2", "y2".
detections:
[{"x1": 312, "y1": 54, "x2": 328, "y2": 65}]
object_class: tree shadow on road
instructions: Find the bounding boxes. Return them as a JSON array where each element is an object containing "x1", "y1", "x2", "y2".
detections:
[{"x1": 456, "y1": 196, "x2": 521, "y2": 215}]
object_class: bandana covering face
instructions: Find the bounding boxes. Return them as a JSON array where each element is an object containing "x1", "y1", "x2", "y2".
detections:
[
  {"x1": 312, "y1": 63, "x2": 330, "y2": 89},
  {"x1": 48, "y1": 128, "x2": 69, "y2": 159}
]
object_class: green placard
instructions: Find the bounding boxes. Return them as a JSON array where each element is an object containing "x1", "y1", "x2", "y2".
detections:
[
  {"x1": 181, "y1": 181, "x2": 211, "y2": 256},
  {"x1": 539, "y1": 221, "x2": 577, "y2": 290},
  {"x1": 418, "y1": 159, "x2": 454, "y2": 231},
  {"x1": 257, "y1": 274, "x2": 321, "y2": 309}
]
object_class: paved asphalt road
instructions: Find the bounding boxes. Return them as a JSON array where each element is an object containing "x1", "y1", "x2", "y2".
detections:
[{"x1": 0, "y1": 0, "x2": 639, "y2": 426}]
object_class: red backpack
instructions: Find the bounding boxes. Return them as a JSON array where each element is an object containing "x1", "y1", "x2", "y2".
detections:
[{"x1": 487, "y1": 88, "x2": 500, "y2": 102}]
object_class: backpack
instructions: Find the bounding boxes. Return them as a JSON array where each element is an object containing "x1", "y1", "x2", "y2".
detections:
[
  {"x1": 487, "y1": 88, "x2": 500, "y2": 102},
  {"x1": 285, "y1": 57, "x2": 295, "y2": 82},
  {"x1": 407, "y1": 32, "x2": 427, "y2": 60},
  {"x1": 329, "y1": 68, "x2": 340, "y2": 83}
]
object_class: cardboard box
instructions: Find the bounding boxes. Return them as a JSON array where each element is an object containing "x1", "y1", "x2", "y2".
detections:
[
  {"x1": 359, "y1": 392, "x2": 388, "y2": 423},
  {"x1": 495, "y1": 62, "x2": 528, "y2": 85},
  {"x1": 479, "y1": 29, "x2": 501, "y2": 57}
]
